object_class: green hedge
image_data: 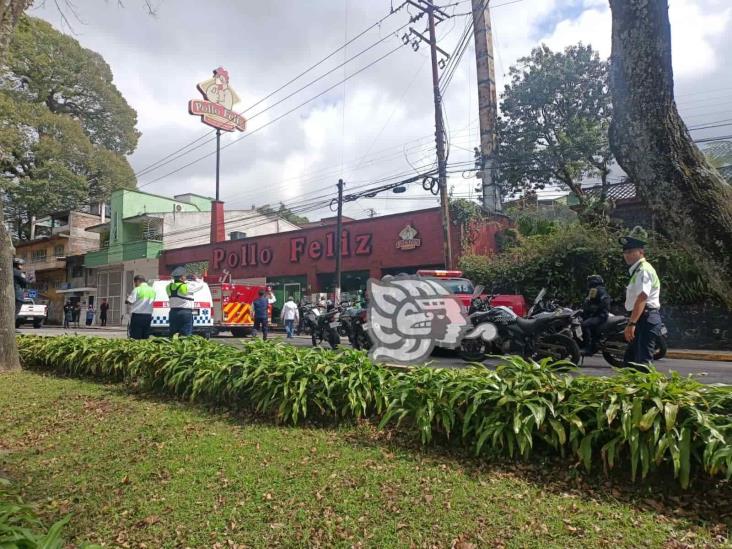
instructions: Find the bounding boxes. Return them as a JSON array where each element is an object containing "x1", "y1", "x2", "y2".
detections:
[
  {"x1": 17, "y1": 336, "x2": 732, "y2": 488},
  {"x1": 460, "y1": 223, "x2": 718, "y2": 306}
]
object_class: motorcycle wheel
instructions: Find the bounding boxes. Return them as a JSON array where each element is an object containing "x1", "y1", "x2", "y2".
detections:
[
  {"x1": 535, "y1": 334, "x2": 580, "y2": 364},
  {"x1": 357, "y1": 331, "x2": 372, "y2": 351},
  {"x1": 459, "y1": 339, "x2": 486, "y2": 362},
  {"x1": 311, "y1": 332, "x2": 318, "y2": 347},
  {"x1": 328, "y1": 330, "x2": 340, "y2": 349}
]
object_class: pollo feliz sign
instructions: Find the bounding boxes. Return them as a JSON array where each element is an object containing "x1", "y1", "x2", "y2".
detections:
[
  {"x1": 211, "y1": 230, "x2": 374, "y2": 271},
  {"x1": 188, "y1": 67, "x2": 246, "y2": 132}
]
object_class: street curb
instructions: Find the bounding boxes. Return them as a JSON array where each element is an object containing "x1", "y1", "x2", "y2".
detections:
[{"x1": 666, "y1": 350, "x2": 732, "y2": 362}]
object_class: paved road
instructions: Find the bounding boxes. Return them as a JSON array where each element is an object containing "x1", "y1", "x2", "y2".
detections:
[{"x1": 20, "y1": 326, "x2": 732, "y2": 385}]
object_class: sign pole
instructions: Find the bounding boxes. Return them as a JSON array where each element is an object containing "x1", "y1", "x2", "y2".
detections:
[{"x1": 215, "y1": 128, "x2": 221, "y2": 202}]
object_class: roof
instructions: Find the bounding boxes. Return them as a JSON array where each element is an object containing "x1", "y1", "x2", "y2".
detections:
[{"x1": 583, "y1": 181, "x2": 637, "y2": 201}]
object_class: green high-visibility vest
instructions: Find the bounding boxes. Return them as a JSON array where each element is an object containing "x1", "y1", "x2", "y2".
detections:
[
  {"x1": 135, "y1": 282, "x2": 156, "y2": 300},
  {"x1": 630, "y1": 259, "x2": 661, "y2": 290},
  {"x1": 166, "y1": 281, "x2": 189, "y2": 298}
]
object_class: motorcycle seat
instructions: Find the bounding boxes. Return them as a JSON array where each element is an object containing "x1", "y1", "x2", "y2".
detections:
[
  {"x1": 514, "y1": 315, "x2": 559, "y2": 335},
  {"x1": 599, "y1": 314, "x2": 626, "y2": 332}
]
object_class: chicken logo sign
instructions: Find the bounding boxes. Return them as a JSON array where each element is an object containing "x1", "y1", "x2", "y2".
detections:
[
  {"x1": 395, "y1": 223, "x2": 421, "y2": 250},
  {"x1": 188, "y1": 67, "x2": 247, "y2": 132}
]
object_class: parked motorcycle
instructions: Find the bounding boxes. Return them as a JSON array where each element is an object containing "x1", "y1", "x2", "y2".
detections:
[
  {"x1": 302, "y1": 302, "x2": 341, "y2": 349},
  {"x1": 526, "y1": 289, "x2": 668, "y2": 366},
  {"x1": 460, "y1": 289, "x2": 580, "y2": 363}
]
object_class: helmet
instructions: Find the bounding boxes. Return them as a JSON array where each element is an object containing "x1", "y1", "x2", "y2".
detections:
[
  {"x1": 587, "y1": 274, "x2": 604, "y2": 288},
  {"x1": 171, "y1": 266, "x2": 186, "y2": 278},
  {"x1": 13, "y1": 257, "x2": 24, "y2": 266}
]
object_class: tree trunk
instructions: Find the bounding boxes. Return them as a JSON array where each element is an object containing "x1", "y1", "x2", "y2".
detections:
[
  {"x1": 0, "y1": 0, "x2": 31, "y2": 372},
  {"x1": 608, "y1": 0, "x2": 732, "y2": 300}
]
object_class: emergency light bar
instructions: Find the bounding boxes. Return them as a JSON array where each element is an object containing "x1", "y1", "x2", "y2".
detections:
[{"x1": 416, "y1": 270, "x2": 464, "y2": 278}]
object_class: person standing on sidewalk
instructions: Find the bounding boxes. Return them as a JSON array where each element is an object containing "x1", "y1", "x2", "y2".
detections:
[
  {"x1": 126, "y1": 275, "x2": 156, "y2": 339},
  {"x1": 252, "y1": 290, "x2": 270, "y2": 340},
  {"x1": 63, "y1": 301, "x2": 73, "y2": 329},
  {"x1": 99, "y1": 299, "x2": 109, "y2": 326},
  {"x1": 85, "y1": 304, "x2": 95, "y2": 327},
  {"x1": 166, "y1": 267, "x2": 204, "y2": 337},
  {"x1": 280, "y1": 295, "x2": 299, "y2": 339},
  {"x1": 620, "y1": 229, "x2": 663, "y2": 367}
]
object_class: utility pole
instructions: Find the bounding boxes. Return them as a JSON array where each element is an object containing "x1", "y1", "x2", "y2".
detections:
[
  {"x1": 401, "y1": 1, "x2": 451, "y2": 269},
  {"x1": 471, "y1": 0, "x2": 501, "y2": 213},
  {"x1": 334, "y1": 179, "x2": 344, "y2": 303}
]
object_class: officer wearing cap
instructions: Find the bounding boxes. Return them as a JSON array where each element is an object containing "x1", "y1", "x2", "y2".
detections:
[
  {"x1": 619, "y1": 227, "x2": 662, "y2": 367},
  {"x1": 166, "y1": 266, "x2": 204, "y2": 337}
]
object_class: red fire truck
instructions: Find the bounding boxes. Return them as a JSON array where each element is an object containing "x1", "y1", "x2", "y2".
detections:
[
  {"x1": 416, "y1": 270, "x2": 527, "y2": 317},
  {"x1": 207, "y1": 280, "x2": 266, "y2": 337}
]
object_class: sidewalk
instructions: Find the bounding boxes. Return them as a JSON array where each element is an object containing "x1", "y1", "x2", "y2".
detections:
[{"x1": 666, "y1": 349, "x2": 732, "y2": 362}]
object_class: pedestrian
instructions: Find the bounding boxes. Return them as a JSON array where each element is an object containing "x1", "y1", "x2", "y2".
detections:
[
  {"x1": 297, "y1": 295, "x2": 308, "y2": 334},
  {"x1": 580, "y1": 274, "x2": 611, "y2": 356},
  {"x1": 85, "y1": 304, "x2": 95, "y2": 327},
  {"x1": 72, "y1": 301, "x2": 81, "y2": 328},
  {"x1": 265, "y1": 285, "x2": 277, "y2": 320},
  {"x1": 252, "y1": 289, "x2": 270, "y2": 340},
  {"x1": 166, "y1": 267, "x2": 204, "y2": 337},
  {"x1": 619, "y1": 228, "x2": 663, "y2": 368},
  {"x1": 99, "y1": 299, "x2": 109, "y2": 326},
  {"x1": 12, "y1": 257, "x2": 27, "y2": 322},
  {"x1": 126, "y1": 275, "x2": 156, "y2": 340},
  {"x1": 280, "y1": 295, "x2": 299, "y2": 339},
  {"x1": 63, "y1": 301, "x2": 73, "y2": 329}
]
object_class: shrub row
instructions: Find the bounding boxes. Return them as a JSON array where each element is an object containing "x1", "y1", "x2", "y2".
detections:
[
  {"x1": 0, "y1": 478, "x2": 70, "y2": 548},
  {"x1": 17, "y1": 335, "x2": 732, "y2": 488}
]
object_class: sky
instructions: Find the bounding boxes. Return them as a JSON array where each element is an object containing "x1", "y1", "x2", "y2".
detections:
[{"x1": 32, "y1": 0, "x2": 732, "y2": 223}]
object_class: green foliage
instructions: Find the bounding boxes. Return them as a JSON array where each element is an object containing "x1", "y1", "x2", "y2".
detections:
[
  {"x1": 460, "y1": 223, "x2": 718, "y2": 306},
  {"x1": 6, "y1": 16, "x2": 139, "y2": 154},
  {"x1": 258, "y1": 202, "x2": 309, "y2": 226},
  {"x1": 0, "y1": 16, "x2": 138, "y2": 239},
  {"x1": 497, "y1": 43, "x2": 612, "y2": 213},
  {"x1": 0, "y1": 478, "x2": 70, "y2": 548},
  {"x1": 17, "y1": 335, "x2": 732, "y2": 488}
]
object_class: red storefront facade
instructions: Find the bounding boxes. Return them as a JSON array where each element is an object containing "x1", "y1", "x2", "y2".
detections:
[{"x1": 159, "y1": 207, "x2": 504, "y2": 300}]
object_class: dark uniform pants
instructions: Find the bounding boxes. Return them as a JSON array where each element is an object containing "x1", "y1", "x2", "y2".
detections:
[
  {"x1": 623, "y1": 309, "x2": 663, "y2": 367},
  {"x1": 581, "y1": 315, "x2": 607, "y2": 350},
  {"x1": 15, "y1": 300, "x2": 22, "y2": 319},
  {"x1": 129, "y1": 313, "x2": 153, "y2": 340},
  {"x1": 253, "y1": 317, "x2": 269, "y2": 340},
  {"x1": 169, "y1": 308, "x2": 193, "y2": 337}
]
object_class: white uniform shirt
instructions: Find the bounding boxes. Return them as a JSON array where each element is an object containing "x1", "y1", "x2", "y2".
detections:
[
  {"x1": 625, "y1": 258, "x2": 661, "y2": 312},
  {"x1": 280, "y1": 300, "x2": 299, "y2": 321},
  {"x1": 126, "y1": 283, "x2": 155, "y2": 315}
]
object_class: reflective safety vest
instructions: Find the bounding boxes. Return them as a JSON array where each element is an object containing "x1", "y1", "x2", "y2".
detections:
[
  {"x1": 630, "y1": 260, "x2": 661, "y2": 289},
  {"x1": 167, "y1": 281, "x2": 194, "y2": 309}
]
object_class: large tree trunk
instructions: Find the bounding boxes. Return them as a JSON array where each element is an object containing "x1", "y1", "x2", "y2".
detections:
[
  {"x1": 608, "y1": 0, "x2": 732, "y2": 300},
  {"x1": 0, "y1": 0, "x2": 31, "y2": 371}
]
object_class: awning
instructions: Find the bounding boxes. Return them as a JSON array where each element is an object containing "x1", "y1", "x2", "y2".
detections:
[{"x1": 55, "y1": 287, "x2": 97, "y2": 294}]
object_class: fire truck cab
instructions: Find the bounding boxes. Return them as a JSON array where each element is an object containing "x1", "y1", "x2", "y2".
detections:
[{"x1": 415, "y1": 269, "x2": 527, "y2": 317}]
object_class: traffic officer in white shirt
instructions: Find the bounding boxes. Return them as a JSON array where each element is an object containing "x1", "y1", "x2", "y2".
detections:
[
  {"x1": 166, "y1": 267, "x2": 205, "y2": 337},
  {"x1": 126, "y1": 275, "x2": 156, "y2": 340},
  {"x1": 619, "y1": 229, "x2": 663, "y2": 367}
]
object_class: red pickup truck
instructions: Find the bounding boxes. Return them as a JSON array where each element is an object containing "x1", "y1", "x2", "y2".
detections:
[{"x1": 416, "y1": 270, "x2": 527, "y2": 317}]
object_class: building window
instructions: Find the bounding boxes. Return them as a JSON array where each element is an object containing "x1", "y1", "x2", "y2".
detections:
[
  {"x1": 31, "y1": 249, "x2": 47, "y2": 263},
  {"x1": 54, "y1": 244, "x2": 65, "y2": 257}
]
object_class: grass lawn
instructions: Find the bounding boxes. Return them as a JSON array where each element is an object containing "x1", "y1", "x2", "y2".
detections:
[{"x1": 1, "y1": 371, "x2": 729, "y2": 548}]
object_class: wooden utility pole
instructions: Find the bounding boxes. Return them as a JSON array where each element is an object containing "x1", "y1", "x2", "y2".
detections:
[
  {"x1": 426, "y1": 3, "x2": 453, "y2": 268},
  {"x1": 471, "y1": 0, "x2": 501, "y2": 213}
]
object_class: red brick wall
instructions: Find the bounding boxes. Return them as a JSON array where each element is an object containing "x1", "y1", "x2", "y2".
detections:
[{"x1": 160, "y1": 208, "x2": 504, "y2": 289}]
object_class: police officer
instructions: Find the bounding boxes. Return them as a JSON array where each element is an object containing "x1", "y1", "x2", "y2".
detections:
[
  {"x1": 580, "y1": 274, "x2": 611, "y2": 355},
  {"x1": 166, "y1": 267, "x2": 204, "y2": 337},
  {"x1": 619, "y1": 230, "x2": 662, "y2": 367},
  {"x1": 13, "y1": 257, "x2": 27, "y2": 321},
  {"x1": 126, "y1": 275, "x2": 156, "y2": 339}
]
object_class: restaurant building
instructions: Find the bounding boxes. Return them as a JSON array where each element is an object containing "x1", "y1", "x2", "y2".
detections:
[{"x1": 160, "y1": 207, "x2": 505, "y2": 308}]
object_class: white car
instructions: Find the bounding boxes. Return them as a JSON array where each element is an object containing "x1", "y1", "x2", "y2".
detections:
[{"x1": 16, "y1": 299, "x2": 47, "y2": 329}]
